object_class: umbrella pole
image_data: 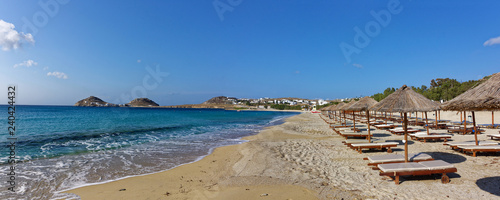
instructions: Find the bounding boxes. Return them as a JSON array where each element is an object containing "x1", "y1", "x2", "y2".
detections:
[
  {"x1": 367, "y1": 111, "x2": 371, "y2": 142},
  {"x1": 463, "y1": 111, "x2": 467, "y2": 135},
  {"x1": 385, "y1": 112, "x2": 387, "y2": 125},
  {"x1": 404, "y1": 112, "x2": 408, "y2": 163},
  {"x1": 353, "y1": 111, "x2": 356, "y2": 132},
  {"x1": 438, "y1": 110, "x2": 441, "y2": 121},
  {"x1": 460, "y1": 111, "x2": 462, "y2": 123},
  {"x1": 493, "y1": 111, "x2": 495, "y2": 127},
  {"x1": 343, "y1": 111, "x2": 346, "y2": 125},
  {"x1": 435, "y1": 111, "x2": 438, "y2": 129},
  {"x1": 425, "y1": 112, "x2": 430, "y2": 135},
  {"x1": 414, "y1": 112, "x2": 416, "y2": 125},
  {"x1": 338, "y1": 111, "x2": 341, "y2": 123},
  {"x1": 473, "y1": 111, "x2": 478, "y2": 146}
]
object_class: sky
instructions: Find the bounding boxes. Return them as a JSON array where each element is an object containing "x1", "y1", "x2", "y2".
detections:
[{"x1": 1, "y1": 0, "x2": 499, "y2": 106}]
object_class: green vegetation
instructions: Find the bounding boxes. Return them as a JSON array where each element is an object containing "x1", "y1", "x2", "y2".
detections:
[
  {"x1": 270, "y1": 104, "x2": 303, "y2": 110},
  {"x1": 371, "y1": 88, "x2": 396, "y2": 102},
  {"x1": 371, "y1": 76, "x2": 490, "y2": 102},
  {"x1": 233, "y1": 107, "x2": 248, "y2": 110}
]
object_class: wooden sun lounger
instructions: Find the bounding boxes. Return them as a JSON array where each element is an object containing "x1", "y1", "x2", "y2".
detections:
[
  {"x1": 342, "y1": 139, "x2": 379, "y2": 148},
  {"x1": 334, "y1": 127, "x2": 363, "y2": 134},
  {"x1": 350, "y1": 142, "x2": 398, "y2": 154},
  {"x1": 409, "y1": 121, "x2": 426, "y2": 126},
  {"x1": 379, "y1": 160, "x2": 457, "y2": 185},
  {"x1": 444, "y1": 141, "x2": 498, "y2": 150},
  {"x1": 447, "y1": 128, "x2": 485, "y2": 135},
  {"x1": 487, "y1": 134, "x2": 500, "y2": 140},
  {"x1": 409, "y1": 132, "x2": 436, "y2": 140},
  {"x1": 390, "y1": 129, "x2": 420, "y2": 135},
  {"x1": 364, "y1": 153, "x2": 434, "y2": 169},
  {"x1": 427, "y1": 123, "x2": 448, "y2": 130},
  {"x1": 374, "y1": 124, "x2": 399, "y2": 130},
  {"x1": 457, "y1": 145, "x2": 500, "y2": 157},
  {"x1": 478, "y1": 124, "x2": 500, "y2": 129},
  {"x1": 415, "y1": 134, "x2": 452, "y2": 143},
  {"x1": 369, "y1": 121, "x2": 385, "y2": 125},
  {"x1": 339, "y1": 132, "x2": 370, "y2": 139}
]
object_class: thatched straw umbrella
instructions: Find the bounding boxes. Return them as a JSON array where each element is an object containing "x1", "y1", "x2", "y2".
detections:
[
  {"x1": 370, "y1": 85, "x2": 439, "y2": 162},
  {"x1": 344, "y1": 97, "x2": 378, "y2": 142},
  {"x1": 321, "y1": 104, "x2": 334, "y2": 118},
  {"x1": 339, "y1": 101, "x2": 357, "y2": 126},
  {"x1": 441, "y1": 72, "x2": 500, "y2": 145}
]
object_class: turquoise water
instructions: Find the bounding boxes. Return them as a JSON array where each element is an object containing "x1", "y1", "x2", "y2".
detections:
[{"x1": 0, "y1": 105, "x2": 298, "y2": 199}]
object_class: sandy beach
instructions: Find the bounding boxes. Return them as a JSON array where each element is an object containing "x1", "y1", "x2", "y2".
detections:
[{"x1": 65, "y1": 111, "x2": 500, "y2": 199}]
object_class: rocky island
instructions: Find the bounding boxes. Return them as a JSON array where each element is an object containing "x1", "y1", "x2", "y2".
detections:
[
  {"x1": 74, "y1": 96, "x2": 159, "y2": 107},
  {"x1": 126, "y1": 98, "x2": 159, "y2": 107},
  {"x1": 74, "y1": 96, "x2": 119, "y2": 107}
]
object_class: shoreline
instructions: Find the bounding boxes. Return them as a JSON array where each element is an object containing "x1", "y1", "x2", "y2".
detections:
[{"x1": 64, "y1": 112, "x2": 320, "y2": 199}]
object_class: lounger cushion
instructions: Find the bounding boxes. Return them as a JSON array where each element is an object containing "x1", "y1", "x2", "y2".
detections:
[
  {"x1": 351, "y1": 142, "x2": 399, "y2": 147},
  {"x1": 415, "y1": 135, "x2": 452, "y2": 139},
  {"x1": 419, "y1": 160, "x2": 455, "y2": 170},
  {"x1": 409, "y1": 132, "x2": 428, "y2": 137},
  {"x1": 344, "y1": 139, "x2": 379, "y2": 144},
  {"x1": 341, "y1": 132, "x2": 368, "y2": 136},
  {"x1": 445, "y1": 141, "x2": 498, "y2": 146},
  {"x1": 375, "y1": 124, "x2": 394, "y2": 127},
  {"x1": 378, "y1": 163, "x2": 427, "y2": 172},
  {"x1": 367, "y1": 153, "x2": 432, "y2": 163},
  {"x1": 379, "y1": 160, "x2": 455, "y2": 172},
  {"x1": 457, "y1": 145, "x2": 500, "y2": 150}
]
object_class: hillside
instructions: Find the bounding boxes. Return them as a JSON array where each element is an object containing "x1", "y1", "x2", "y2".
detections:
[
  {"x1": 127, "y1": 98, "x2": 159, "y2": 107},
  {"x1": 202, "y1": 96, "x2": 237, "y2": 104},
  {"x1": 74, "y1": 96, "x2": 118, "y2": 107}
]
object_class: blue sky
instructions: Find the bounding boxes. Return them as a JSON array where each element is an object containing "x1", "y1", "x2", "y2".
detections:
[{"x1": 1, "y1": 0, "x2": 499, "y2": 105}]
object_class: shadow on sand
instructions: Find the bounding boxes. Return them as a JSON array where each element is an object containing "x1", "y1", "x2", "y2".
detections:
[
  {"x1": 385, "y1": 140, "x2": 415, "y2": 145},
  {"x1": 421, "y1": 151, "x2": 467, "y2": 164},
  {"x1": 372, "y1": 133, "x2": 392, "y2": 137},
  {"x1": 476, "y1": 176, "x2": 500, "y2": 196}
]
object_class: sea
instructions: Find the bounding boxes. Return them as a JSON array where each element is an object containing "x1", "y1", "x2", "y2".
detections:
[{"x1": 0, "y1": 105, "x2": 299, "y2": 199}]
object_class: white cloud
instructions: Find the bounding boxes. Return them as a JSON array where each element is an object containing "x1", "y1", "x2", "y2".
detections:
[
  {"x1": 352, "y1": 63, "x2": 364, "y2": 69},
  {"x1": 47, "y1": 71, "x2": 68, "y2": 79},
  {"x1": 137, "y1": 59, "x2": 141, "y2": 63},
  {"x1": 483, "y1": 36, "x2": 500, "y2": 46},
  {"x1": 0, "y1": 20, "x2": 35, "y2": 51},
  {"x1": 43, "y1": 66, "x2": 49, "y2": 71},
  {"x1": 295, "y1": 70, "x2": 300, "y2": 74},
  {"x1": 13, "y1": 59, "x2": 38, "y2": 68}
]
